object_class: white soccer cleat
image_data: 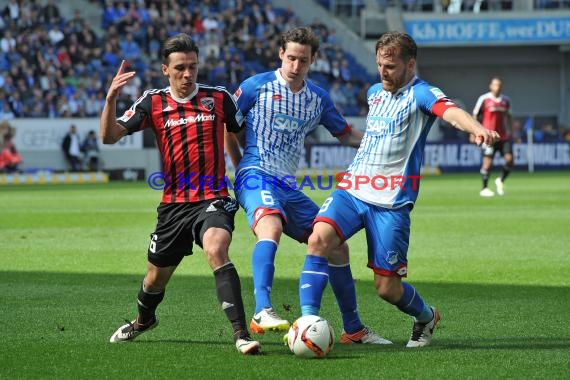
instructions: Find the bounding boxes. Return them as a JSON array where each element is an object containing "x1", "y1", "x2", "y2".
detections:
[
  {"x1": 109, "y1": 317, "x2": 159, "y2": 343},
  {"x1": 479, "y1": 188, "x2": 495, "y2": 197},
  {"x1": 250, "y1": 307, "x2": 290, "y2": 334},
  {"x1": 495, "y1": 177, "x2": 505, "y2": 196},
  {"x1": 339, "y1": 326, "x2": 393, "y2": 345},
  {"x1": 235, "y1": 336, "x2": 261, "y2": 355},
  {"x1": 406, "y1": 307, "x2": 440, "y2": 348}
]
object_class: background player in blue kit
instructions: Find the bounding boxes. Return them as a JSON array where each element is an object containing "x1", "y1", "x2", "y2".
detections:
[
  {"x1": 226, "y1": 27, "x2": 391, "y2": 344},
  {"x1": 297, "y1": 31, "x2": 500, "y2": 347}
]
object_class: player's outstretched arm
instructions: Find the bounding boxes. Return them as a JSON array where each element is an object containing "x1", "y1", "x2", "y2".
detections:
[
  {"x1": 442, "y1": 107, "x2": 500, "y2": 146},
  {"x1": 100, "y1": 60, "x2": 133, "y2": 144}
]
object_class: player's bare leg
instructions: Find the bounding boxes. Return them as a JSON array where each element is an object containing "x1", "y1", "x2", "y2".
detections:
[
  {"x1": 480, "y1": 154, "x2": 495, "y2": 197},
  {"x1": 203, "y1": 227, "x2": 260, "y2": 354},
  {"x1": 495, "y1": 152, "x2": 513, "y2": 196}
]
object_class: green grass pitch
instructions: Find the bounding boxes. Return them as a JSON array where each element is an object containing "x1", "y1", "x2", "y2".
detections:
[{"x1": 1, "y1": 172, "x2": 569, "y2": 379}]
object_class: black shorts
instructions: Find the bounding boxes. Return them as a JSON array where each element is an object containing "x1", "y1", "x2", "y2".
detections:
[
  {"x1": 147, "y1": 197, "x2": 239, "y2": 267},
  {"x1": 482, "y1": 140, "x2": 512, "y2": 158}
]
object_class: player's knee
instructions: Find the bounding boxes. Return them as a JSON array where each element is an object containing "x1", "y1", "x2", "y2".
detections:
[
  {"x1": 307, "y1": 230, "x2": 335, "y2": 257},
  {"x1": 255, "y1": 214, "x2": 283, "y2": 241},
  {"x1": 203, "y1": 245, "x2": 230, "y2": 269}
]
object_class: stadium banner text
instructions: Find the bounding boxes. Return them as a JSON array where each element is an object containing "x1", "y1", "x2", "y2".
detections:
[
  {"x1": 405, "y1": 16, "x2": 570, "y2": 45},
  {"x1": 10, "y1": 118, "x2": 143, "y2": 151},
  {"x1": 294, "y1": 143, "x2": 570, "y2": 173}
]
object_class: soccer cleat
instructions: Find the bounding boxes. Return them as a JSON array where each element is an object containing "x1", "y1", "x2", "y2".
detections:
[
  {"x1": 479, "y1": 188, "x2": 495, "y2": 197},
  {"x1": 340, "y1": 326, "x2": 393, "y2": 345},
  {"x1": 406, "y1": 307, "x2": 440, "y2": 348},
  {"x1": 235, "y1": 335, "x2": 261, "y2": 355},
  {"x1": 495, "y1": 177, "x2": 505, "y2": 196},
  {"x1": 250, "y1": 307, "x2": 290, "y2": 334},
  {"x1": 109, "y1": 317, "x2": 159, "y2": 343}
]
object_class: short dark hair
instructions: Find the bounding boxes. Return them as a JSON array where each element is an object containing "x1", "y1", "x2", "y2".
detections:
[
  {"x1": 375, "y1": 31, "x2": 417, "y2": 62},
  {"x1": 162, "y1": 33, "x2": 199, "y2": 64},
  {"x1": 280, "y1": 27, "x2": 320, "y2": 56}
]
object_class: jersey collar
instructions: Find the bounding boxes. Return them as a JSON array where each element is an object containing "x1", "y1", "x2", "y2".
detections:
[
  {"x1": 275, "y1": 69, "x2": 306, "y2": 93},
  {"x1": 169, "y1": 84, "x2": 199, "y2": 103},
  {"x1": 391, "y1": 76, "x2": 417, "y2": 97}
]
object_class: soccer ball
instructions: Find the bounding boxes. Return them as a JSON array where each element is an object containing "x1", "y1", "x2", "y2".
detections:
[{"x1": 287, "y1": 315, "x2": 334, "y2": 358}]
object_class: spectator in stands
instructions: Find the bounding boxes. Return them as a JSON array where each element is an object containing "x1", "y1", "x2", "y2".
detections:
[
  {"x1": 2, "y1": 0, "x2": 20, "y2": 23},
  {"x1": 61, "y1": 124, "x2": 81, "y2": 171},
  {"x1": 312, "y1": 51, "x2": 331, "y2": 75},
  {"x1": 0, "y1": 30, "x2": 16, "y2": 54},
  {"x1": 0, "y1": 102, "x2": 15, "y2": 120},
  {"x1": 81, "y1": 130, "x2": 100, "y2": 171},
  {"x1": 48, "y1": 24, "x2": 64, "y2": 46},
  {"x1": 329, "y1": 80, "x2": 349, "y2": 113},
  {"x1": 41, "y1": 0, "x2": 61, "y2": 25}
]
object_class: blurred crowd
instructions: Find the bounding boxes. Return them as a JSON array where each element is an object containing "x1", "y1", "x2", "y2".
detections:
[{"x1": 0, "y1": 0, "x2": 375, "y2": 120}]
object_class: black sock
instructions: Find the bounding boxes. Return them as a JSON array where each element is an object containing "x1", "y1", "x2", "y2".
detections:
[
  {"x1": 137, "y1": 283, "x2": 165, "y2": 324},
  {"x1": 501, "y1": 166, "x2": 511, "y2": 182},
  {"x1": 213, "y1": 262, "x2": 248, "y2": 339},
  {"x1": 481, "y1": 170, "x2": 490, "y2": 189}
]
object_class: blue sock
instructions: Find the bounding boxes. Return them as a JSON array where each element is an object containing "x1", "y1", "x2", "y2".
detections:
[
  {"x1": 394, "y1": 282, "x2": 433, "y2": 323},
  {"x1": 299, "y1": 255, "x2": 329, "y2": 316},
  {"x1": 252, "y1": 239, "x2": 278, "y2": 313},
  {"x1": 329, "y1": 264, "x2": 363, "y2": 333}
]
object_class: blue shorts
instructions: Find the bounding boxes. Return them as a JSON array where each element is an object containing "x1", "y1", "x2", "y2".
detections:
[
  {"x1": 315, "y1": 189, "x2": 411, "y2": 277},
  {"x1": 235, "y1": 168, "x2": 319, "y2": 242}
]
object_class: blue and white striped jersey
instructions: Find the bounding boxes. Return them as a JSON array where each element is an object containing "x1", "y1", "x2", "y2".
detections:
[
  {"x1": 234, "y1": 70, "x2": 350, "y2": 177},
  {"x1": 343, "y1": 77, "x2": 455, "y2": 208}
]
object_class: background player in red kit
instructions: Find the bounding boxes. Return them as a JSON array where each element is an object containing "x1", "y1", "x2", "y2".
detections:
[
  {"x1": 473, "y1": 76, "x2": 513, "y2": 197},
  {"x1": 100, "y1": 33, "x2": 260, "y2": 354}
]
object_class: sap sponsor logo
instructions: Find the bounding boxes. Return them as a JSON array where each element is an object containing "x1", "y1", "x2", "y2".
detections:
[
  {"x1": 273, "y1": 113, "x2": 304, "y2": 132},
  {"x1": 429, "y1": 87, "x2": 445, "y2": 99},
  {"x1": 118, "y1": 109, "x2": 135, "y2": 122},
  {"x1": 164, "y1": 114, "x2": 215, "y2": 128},
  {"x1": 367, "y1": 116, "x2": 395, "y2": 135}
]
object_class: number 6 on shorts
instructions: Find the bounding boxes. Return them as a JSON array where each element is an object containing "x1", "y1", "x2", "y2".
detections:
[{"x1": 260, "y1": 190, "x2": 275, "y2": 206}]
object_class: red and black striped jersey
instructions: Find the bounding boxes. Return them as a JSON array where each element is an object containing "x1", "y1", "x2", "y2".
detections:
[
  {"x1": 473, "y1": 92, "x2": 511, "y2": 142},
  {"x1": 117, "y1": 84, "x2": 243, "y2": 203}
]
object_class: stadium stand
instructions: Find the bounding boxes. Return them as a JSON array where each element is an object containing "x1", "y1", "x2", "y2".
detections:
[{"x1": 0, "y1": 0, "x2": 377, "y2": 119}]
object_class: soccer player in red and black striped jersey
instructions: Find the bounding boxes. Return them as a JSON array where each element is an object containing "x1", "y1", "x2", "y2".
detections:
[
  {"x1": 101, "y1": 33, "x2": 260, "y2": 354},
  {"x1": 473, "y1": 77, "x2": 514, "y2": 197}
]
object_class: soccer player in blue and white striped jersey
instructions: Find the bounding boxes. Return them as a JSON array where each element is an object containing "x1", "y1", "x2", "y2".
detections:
[
  {"x1": 227, "y1": 27, "x2": 391, "y2": 345},
  {"x1": 298, "y1": 32, "x2": 500, "y2": 347}
]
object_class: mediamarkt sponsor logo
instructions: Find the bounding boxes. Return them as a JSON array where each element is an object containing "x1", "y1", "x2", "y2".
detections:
[{"x1": 165, "y1": 114, "x2": 215, "y2": 127}]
